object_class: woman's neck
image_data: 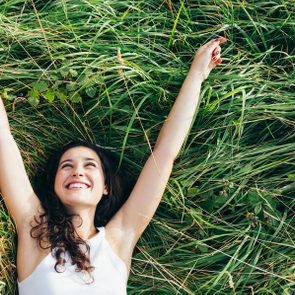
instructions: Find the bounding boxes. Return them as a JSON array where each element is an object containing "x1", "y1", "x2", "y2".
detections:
[{"x1": 70, "y1": 208, "x2": 98, "y2": 240}]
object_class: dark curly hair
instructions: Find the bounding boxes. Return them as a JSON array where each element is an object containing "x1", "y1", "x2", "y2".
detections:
[{"x1": 30, "y1": 140, "x2": 134, "y2": 281}]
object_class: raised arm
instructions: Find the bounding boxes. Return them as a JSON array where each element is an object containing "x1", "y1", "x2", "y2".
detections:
[
  {"x1": 0, "y1": 97, "x2": 41, "y2": 233},
  {"x1": 107, "y1": 38, "x2": 226, "y2": 250},
  {"x1": 153, "y1": 38, "x2": 226, "y2": 157}
]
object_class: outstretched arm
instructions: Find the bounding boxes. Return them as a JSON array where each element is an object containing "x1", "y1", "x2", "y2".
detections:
[
  {"x1": 107, "y1": 38, "x2": 226, "y2": 251},
  {"x1": 0, "y1": 97, "x2": 41, "y2": 233},
  {"x1": 153, "y1": 38, "x2": 226, "y2": 157}
]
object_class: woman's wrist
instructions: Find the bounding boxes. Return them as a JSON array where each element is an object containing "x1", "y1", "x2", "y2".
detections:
[{"x1": 188, "y1": 68, "x2": 205, "y2": 83}]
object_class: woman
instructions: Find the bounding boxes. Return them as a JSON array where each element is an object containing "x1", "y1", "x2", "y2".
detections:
[{"x1": 0, "y1": 37, "x2": 226, "y2": 294}]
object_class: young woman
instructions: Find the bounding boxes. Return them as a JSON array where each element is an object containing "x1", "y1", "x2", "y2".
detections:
[{"x1": 0, "y1": 37, "x2": 226, "y2": 294}]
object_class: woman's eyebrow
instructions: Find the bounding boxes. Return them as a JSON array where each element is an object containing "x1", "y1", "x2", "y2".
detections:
[
  {"x1": 84, "y1": 157, "x2": 100, "y2": 164},
  {"x1": 84, "y1": 157, "x2": 97, "y2": 162}
]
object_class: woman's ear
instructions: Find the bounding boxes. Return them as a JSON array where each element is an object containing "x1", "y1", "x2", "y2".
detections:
[{"x1": 103, "y1": 186, "x2": 108, "y2": 195}]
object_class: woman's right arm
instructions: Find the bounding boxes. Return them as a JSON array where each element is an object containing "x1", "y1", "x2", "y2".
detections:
[{"x1": 0, "y1": 97, "x2": 41, "y2": 233}]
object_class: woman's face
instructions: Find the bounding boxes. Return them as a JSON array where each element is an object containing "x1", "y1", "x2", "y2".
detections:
[{"x1": 54, "y1": 146, "x2": 108, "y2": 210}]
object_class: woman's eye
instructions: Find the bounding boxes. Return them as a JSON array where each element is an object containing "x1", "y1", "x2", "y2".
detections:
[
  {"x1": 86, "y1": 162, "x2": 96, "y2": 167},
  {"x1": 61, "y1": 164, "x2": 72, "y2": 169}
]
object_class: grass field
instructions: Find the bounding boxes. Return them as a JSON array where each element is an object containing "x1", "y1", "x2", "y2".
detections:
[{"x1": 0, "y1": 0, "x2": 294, "y2": 294}]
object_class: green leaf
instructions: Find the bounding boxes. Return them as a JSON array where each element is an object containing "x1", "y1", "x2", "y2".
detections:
[
  {"x1": 32, "y1": 81, "x2": 48, "y2": 92},
  {"x1": 28, "y1": 88, "x2": 40, "y2": 99},
  {"x1": 287, "y1": 174, "x2": 295, "y2": 181},
  {"x1": 71, "y1": 94, "x2": 82, "y2": 103},
  {"x1": 66, "y1": 82, "x2": 79, "y2": 92},
  {"x1": 69, "y1": 69, "x2": 78, "y2": 78},
  {"x1": 44, "y1": 89, "x2": 55, "y2": 103},
  {"x1": 246, "y1": 191, "x2": 261, "y2": 205},
  {"x1": 60, "y1": 67, "x2": 70, "y2": 78},
  {"x1": 187, "y1": 187, "x2": 200, "y2": 197},
  {"x1": 200, "y1": 199, "x2": 213, "y2": 212},
  {"x1": 213, "y1": 193, "x2": 229, "y2": 207},
  {"x1": 1, "y1": 89, "x2": 8, "y2": 99},
  {"x1": 28, "y1": 88, "x2": 40, "y2": 106},
  {"x1": 77, "y1": 69, "x2": 93, "y2": 85},
  {"x1": 56, "y1": 91, "x2": 67, "y2": 102},
  {"x1": 267, "y1": 196, "x2": 279, "y2": 210},
  {"x1": 1, "y1": 88, "x2": 14, "y2": 101},
  {"x1": 50, "y1": 74, "x2": 60, "y2": 81},
  {"x1": 27, "y1": 96, "x2": 39, "y2": 106},
  {"x1": 77, "y1": 73, "x2": 87, "y2": 85},
  {"x1": 254, "y1": 203, "x2": 262, "y2": 215},
  {"x1": 86, "y1": 85, "x2": 97, "y2": 98}
]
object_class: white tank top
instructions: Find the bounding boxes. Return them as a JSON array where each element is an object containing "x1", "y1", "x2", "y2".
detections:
[{"x1": 18, "y1": 226, "x2": 128, "y2": 295}]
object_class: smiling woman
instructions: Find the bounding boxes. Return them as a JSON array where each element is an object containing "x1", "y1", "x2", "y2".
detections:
[
  {"x1": 54, "y1": 146, "x2": 108, "y2": 210},
  {"x1": 0, "y1": 37, "x2": 226, "y2": 294},
  {"x1": 23, "y1": 140, "x2": 133, "y2": 294},
  {"x1": 30, "y1": 141, "x2": 132, "y2": 241}
]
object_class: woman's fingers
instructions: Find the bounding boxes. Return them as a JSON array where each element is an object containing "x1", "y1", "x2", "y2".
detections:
[
  {"x1": 204, "y1": 39, "x2": 220, "y2": 49},
  {"x1": 214, "y1": 57, "x2": 222, "y2": 65},
  {"x1": 212, "y1": 53, "x2": 221, "y2": 62},
  {"x1": 216, "y1": 58, "x2": 222, "y2": 64},
  {"x1": 209, "y1": 56, "x2": 222, "y2": 70},
  {"x1": 218, "y1": 37, "x2": 227, "y2": 43},
  {"x1": 193, "y1": 37, "x2": 226, "y2": 76},
  {"x1": 204, "y1": 37, "x2": 226, "y2": 46},
  {"x1": 208, "y1": 38, "x2": 226, "y2": 63},
  {"x1": 197, "y1": 37, "x2": 226, "y2": 57},
  {"x1": 212, "y1": 45, "x2": 221, "y2": 57},
  {"x1": 206, "y1": 37, "x2": 227, "y2": 51}
]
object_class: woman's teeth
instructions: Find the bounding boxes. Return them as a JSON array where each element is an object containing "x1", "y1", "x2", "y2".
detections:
[{"x1": 68, "y1": 183, "x2": 89, "y2": 189}]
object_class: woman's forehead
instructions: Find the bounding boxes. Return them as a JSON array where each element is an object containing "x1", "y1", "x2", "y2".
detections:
[{"x1": 59, "y1": 146, "x2": 101, "y2": 162}]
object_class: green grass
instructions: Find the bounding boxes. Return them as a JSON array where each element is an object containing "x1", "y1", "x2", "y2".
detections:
[{"x1": 0, "y1": 0, "x2": 294, "y2": 294}]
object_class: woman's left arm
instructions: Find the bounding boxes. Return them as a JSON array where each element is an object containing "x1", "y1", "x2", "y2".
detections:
[
  {"x1": 108, "y1": 38, "x2": 226, "y2": 248},
  {"x1": 153, "y1": 37, "x2": 226, "y2": 158}
]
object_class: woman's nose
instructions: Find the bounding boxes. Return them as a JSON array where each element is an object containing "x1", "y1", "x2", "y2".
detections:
[{"x1": 72, "y1": 165, "x2": 84, "y2": 176}]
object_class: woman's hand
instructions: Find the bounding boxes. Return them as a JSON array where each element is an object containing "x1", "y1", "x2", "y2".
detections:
[{"x1": 190, "y1": 37, "x2": 227, "y2": 81}]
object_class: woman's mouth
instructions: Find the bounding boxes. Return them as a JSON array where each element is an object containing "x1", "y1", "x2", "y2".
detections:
[{"x1": 66, "y1": 181, "x2": 91, "y2": 190}]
